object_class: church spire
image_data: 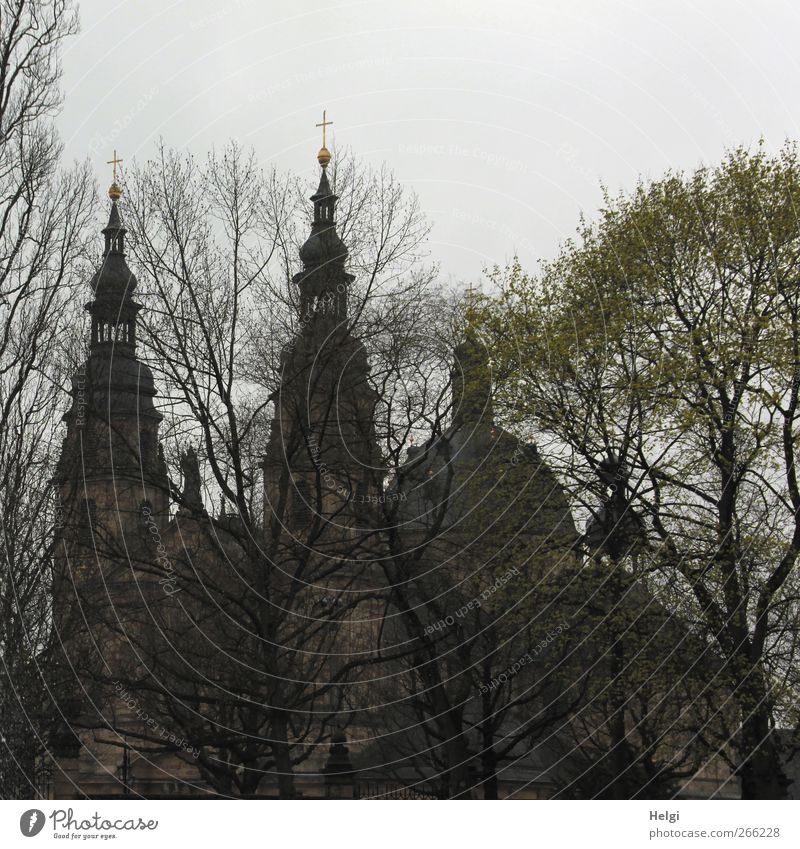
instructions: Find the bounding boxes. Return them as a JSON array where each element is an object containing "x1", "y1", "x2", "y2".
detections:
[
  {"x1": 54, "y1": 148, "x2": 165, "y2": 491},
  {"x1": 86, "y1": 153, "x2": 140, "y2": 352},
  {"x1": 310, "y1": 109, "x2": 336, "y2": 228},
  {"x1": 294, "y1": 111, "x2": 353, "y2": 322}
]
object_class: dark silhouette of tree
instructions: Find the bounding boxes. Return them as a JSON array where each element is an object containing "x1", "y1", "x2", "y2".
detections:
[{"x1": 0, "y1": 0, "x2": 94, "y2": 799}]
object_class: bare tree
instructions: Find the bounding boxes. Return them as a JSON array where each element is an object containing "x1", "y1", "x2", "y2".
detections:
[
  {"x1": 338, "y1": 300, "x2": 582, "y2": 799},
  {"x1": 82, "y1": 141, "x2": 438, "y2": 797},
  {"x1": 0, "y1": 0, "x2": 95, "y2": 798}
]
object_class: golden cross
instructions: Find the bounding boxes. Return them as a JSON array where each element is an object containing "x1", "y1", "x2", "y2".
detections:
[
  {"x1": 107, "y1": 149, "x2": 123, "y2": 182},
  {"x1": 316, "y1": 110, "x2": 333, "y2": 148}
]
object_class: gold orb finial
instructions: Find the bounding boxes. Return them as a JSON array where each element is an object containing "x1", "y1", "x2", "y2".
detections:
[{"x1": 315, "y1": 110, "x2": 333, "y2": 169}]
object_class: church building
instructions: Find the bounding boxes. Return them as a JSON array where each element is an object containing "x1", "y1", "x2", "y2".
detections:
[{"x1": 44, "y1": 129, "x2": 735, "y2": 800}]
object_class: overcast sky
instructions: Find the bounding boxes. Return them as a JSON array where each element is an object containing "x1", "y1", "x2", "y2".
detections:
[{"x1": 58, "y1": 0, "x2": 800, "y2": 283}]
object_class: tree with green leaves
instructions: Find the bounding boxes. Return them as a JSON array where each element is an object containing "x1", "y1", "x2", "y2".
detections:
[{"x1": 479, "y1": 143, "x2": 800, "y2": 799}]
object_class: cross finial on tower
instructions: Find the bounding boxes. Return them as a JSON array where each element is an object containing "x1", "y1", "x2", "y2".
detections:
[
  {"x1": 107, "y1": 150, "x2": 124, "y2": 200},
  {"x1": 316, "y1": 110, "x2": 333, "y2": 168},
  {"x1": 107, "y1": 150, "x2": 123, "y2": 182},
  {"x1": 316, "y1": 110, "x2": 333, "y2": 148}
]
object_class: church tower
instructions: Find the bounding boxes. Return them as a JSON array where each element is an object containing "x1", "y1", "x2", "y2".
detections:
[
  {"x1": 260, "y1": 125, "x2": 386, "y2": 781},
  {"x1": 262, "y1": 122, "x2": 382, "y2": 539},
  {"x1": 54, "y1": 164, "x2": 168, "y2": 520},
  {"x1": 50, "y1": 165, "x2": 171, "y2": 797}
]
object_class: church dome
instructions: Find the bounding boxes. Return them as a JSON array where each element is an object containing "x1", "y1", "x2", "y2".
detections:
[
  {"x1": 298, "y1": 224, "x2": 348, "y2": 267},
  {"x1": 86, "y1": 349, "x2": 157, "y2": 394},
  {"x1": 394, "y1": 332, "x2": 577, "y2": 573},
  {"x1": 399, "y1": 422, "x2": 575, "y2": 546},
  {"x1": 89, "y1": 251, "x2": 139, "y2": 303}
]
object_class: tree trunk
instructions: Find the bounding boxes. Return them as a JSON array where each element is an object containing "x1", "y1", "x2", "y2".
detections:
[
  {"x1": 605, "y1": 563, "x2": 634, "y2": 799},
  {"x1": 271, "y1": 710, "x2": 296, "y2": 798},
  {"x1": 738, "y1": 705, "x2": 789, "y2": 799},
  {"x1": 444, "y1": 727, "x2": 473, "y2": 799},
  {"x1": 481, "y1": 747, "x2": 499, "y2": 799}
]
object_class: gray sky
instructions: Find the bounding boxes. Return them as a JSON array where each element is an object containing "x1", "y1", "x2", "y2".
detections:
[{"x1": 59, "y1": 0, "x2": 800, "y2": 282}]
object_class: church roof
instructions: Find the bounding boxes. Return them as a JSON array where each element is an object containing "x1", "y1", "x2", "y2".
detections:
[
  {"x1": 86, "y1": 198, "x2": 141, "y2": 325},
  {"x1": 297, "y1": 167, "x2": 348, "y2": 269}
]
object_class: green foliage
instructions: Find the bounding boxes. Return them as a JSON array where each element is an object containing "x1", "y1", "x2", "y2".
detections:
[{"x1": 477, "y1": 142, "x2": 800, "y2": 797}]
